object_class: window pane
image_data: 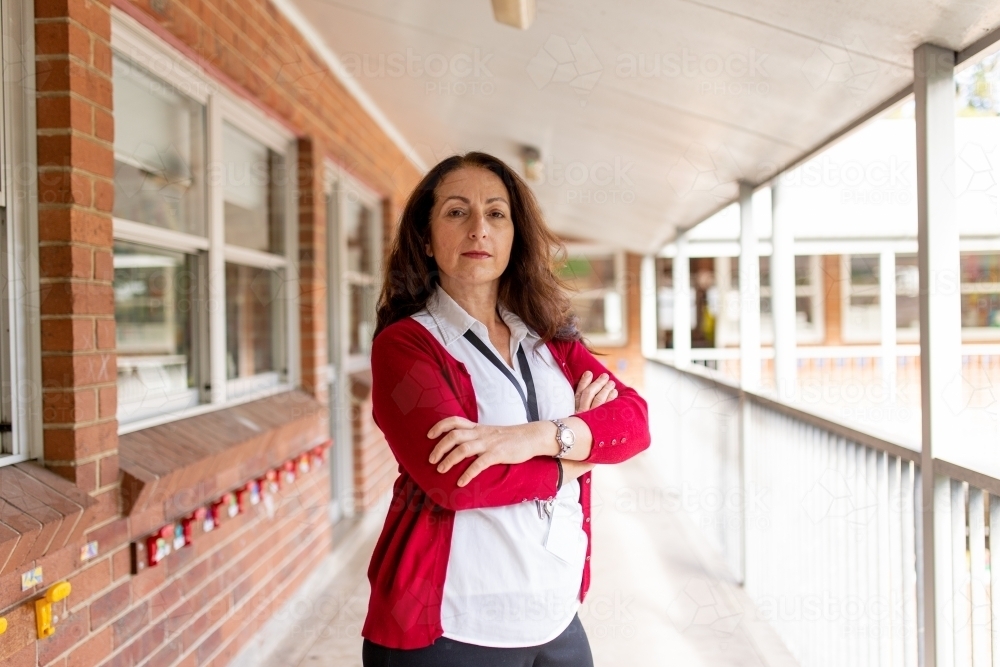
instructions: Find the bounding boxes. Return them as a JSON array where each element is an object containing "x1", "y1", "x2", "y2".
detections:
[
  {"x1": 559, "y1": 255, "x2": 615, "y2": 294},
  {"x1": 345, "y1": 199, "x2": 374, "y2": 274},
  {"x1": 896, "y1": 254, "x2": 920, "y2": 331},
  {"x1": 112, "y1": 55, "x2": 205, "y2": 236},
  {"x1": 223, "y1": 124, "x2": 286, "y2": 254},
  {"x1": 348, "y1": 283, "x2": 376, "y2": 356},
  {"x1": 850, "y1": 255, "x2": 880, "y2": 287},
  {"x1": 794, "y1": 256, "x2": 812, "y2": 286},
  {"x1": 226, "y1": 264, "x2": 285, "y2": 381},
  {"x1": 114, "y1": 241, "x2": 199, "y2": 422}
]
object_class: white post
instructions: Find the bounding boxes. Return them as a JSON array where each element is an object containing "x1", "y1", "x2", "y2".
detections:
[
  {"x1": 879, "y1": 250, "x2": 897, "y2": 404},
  {"x1": 673, "y1": 235, "x2": 692, "y2": 368},
  {"x1": 640, "y1": 254, "x2": 657, "y2": 358},
  {"x1": 739, "y1": 182, "x2": 761, "y2": 391},
  {"x1": 914, "y1": 42, "x2": 962, "y2": 667},
  {"x1": 770, "y1": 181, "x2": 796, "y2": 401}
]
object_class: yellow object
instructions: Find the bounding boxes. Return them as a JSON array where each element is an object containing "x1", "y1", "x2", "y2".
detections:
[
  {"x1": 0, "y1": 617, "x2": 7, "y2": 635},
  {"x1": 35, "y1": 581, "x2": 71, "y2": 639}
]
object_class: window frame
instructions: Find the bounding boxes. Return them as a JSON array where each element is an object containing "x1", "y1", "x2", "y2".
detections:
[
  {"x1": 112, "y1": 9, "x2": 299, "y2": 434},
  {"x1": 324, "y1": 161, "x2": 383, "y2": 377},
  {"x1": 0, "y1": 0, "x2": 42, "y2": 467},
  {"x1": 759, "y1": 254, "x2": 825, "y2": 345},
  {"x1": 562, "y1": 244, "x2": 628, "y2": 347}
]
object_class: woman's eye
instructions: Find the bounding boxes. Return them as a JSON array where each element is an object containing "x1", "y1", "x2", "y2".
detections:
[
  {"x1": 448, "y1": 209, "x2": 465, "y2": 217},
  {"x1": 489, "y1": 210, "x2": 506, "y2": 218}
]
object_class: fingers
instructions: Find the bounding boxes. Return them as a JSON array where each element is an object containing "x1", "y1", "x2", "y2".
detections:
[
  {"x1": 428, "y1": 418, "x2": 476, "y2": 465},
  {"x1": 457, "y1": 454, "x2": 493, "y2": 487},
  {"x1": 427, "y1": 415, "x2": 474, "y2": 440},
  {"x1": 436, "y1": 438, "x2": 483, "y2": 474},
  {"x1": 593, "y1": 379, "x2": 616, "y2": 406},
  {"x1": 576, "y1": 371, "x2": 611, "y2": 411}
]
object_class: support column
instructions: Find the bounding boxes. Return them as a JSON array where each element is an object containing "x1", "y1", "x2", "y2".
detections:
[
  {"x1": 673, "y1": 234, "x2": 691, "y2": 368},
  {"x1": 641, "y1": 254, "x2": 658, "y2": 358},
  {"x1": 771, "y1": 181, "x2": 796, "y2": 401},
  {"x1": 739, "y1": 182, "x2": 761, "y2": 391},
  {"x1": 914, "y1": 41, "x2": 962, "y2": 667},
  {"x1": 879, "y1": 250, "x2": 897, "y2": 404}
]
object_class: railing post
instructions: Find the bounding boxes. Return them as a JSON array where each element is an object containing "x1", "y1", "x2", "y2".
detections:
[
  {"x1": 640, "y1": 254, "x2": 658, "y2": 358},
  {"x1": 771, "y1": 180, "x2": 797, "y2": 401},
  {"x1": 914, "y1": 41, "x2": 962, "y2": 667},
  {"x1": 674, "y1": 233, "x2": 692, "y2": 368},
  {"x1": 880, "y1": 250, "x2": 898, "y2": 404},
  {"x1": 739, "y1": 181, "x2": 761, "y2": 391}
]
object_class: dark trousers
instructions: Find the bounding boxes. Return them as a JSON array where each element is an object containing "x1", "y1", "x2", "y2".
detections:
[{"x1": 362, "y1": 613, "x2": 594, "y2": 667}]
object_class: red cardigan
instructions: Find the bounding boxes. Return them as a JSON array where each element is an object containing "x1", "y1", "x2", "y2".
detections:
[{"x1": 361, "y1": 316, "x2": 651, "y2": 649}]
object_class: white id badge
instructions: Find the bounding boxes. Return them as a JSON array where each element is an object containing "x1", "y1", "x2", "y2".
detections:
[{"x1": 544, "y1": 502, "x2": 586, "y2": 564}]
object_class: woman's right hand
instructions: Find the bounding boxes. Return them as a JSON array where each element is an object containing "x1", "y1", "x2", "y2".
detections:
[{"x1": 575, "y1": 370, "x2": 618, "y2": 411}]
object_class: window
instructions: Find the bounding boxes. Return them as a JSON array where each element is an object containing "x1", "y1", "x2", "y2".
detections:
[
  {"x1": 327, "y1": 170, "x2": 382, "y2": 373},
  {"x1": 842, "y1": 254, "x2": 882, "y2": 342},
  {"x1": 560, "y1": 247, "x2": 627, "y2": 346},
  {"x1": 112, "y1": 17, "x2": 297, "y2": 432},
  {"x1": 959, "y1": 252, "x2": 1000, "y2": 340},
  {"x1": 0, "y1": 0, "x2": 42, "y2": 465},
  {"x1": 759, "y1": 255, "x2": 824, "y2": 344}
]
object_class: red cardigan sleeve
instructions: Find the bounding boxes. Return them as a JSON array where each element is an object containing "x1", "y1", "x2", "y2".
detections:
[
  {"x1": 370, "y1": 320, "x2": 560, "y2": 511},
  {"x1": 560, "y1": 339, "x2": 651, "y2": 464}
]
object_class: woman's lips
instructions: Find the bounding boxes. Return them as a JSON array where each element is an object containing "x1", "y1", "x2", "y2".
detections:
[{"x1": 462, "y1": 252, "x2": 491, "y2": 258}]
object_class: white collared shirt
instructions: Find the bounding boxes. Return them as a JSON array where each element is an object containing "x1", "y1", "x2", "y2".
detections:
[{"x1": 410, "y1": 283, "x2": 587, "y2": 647}]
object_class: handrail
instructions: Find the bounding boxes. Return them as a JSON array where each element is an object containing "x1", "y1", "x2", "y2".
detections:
[{"x1": 646, "y1": 355, "x2": 922, "y2": 464}]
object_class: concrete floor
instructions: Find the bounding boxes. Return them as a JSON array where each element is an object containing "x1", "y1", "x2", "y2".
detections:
[{"x1": 239, "y1": 453, "x2": 801, "y2": 667}]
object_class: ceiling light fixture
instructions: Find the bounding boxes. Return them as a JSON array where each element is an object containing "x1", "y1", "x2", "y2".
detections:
[
  {"x1": 491, "y1": 0, "x2": 536, "y2": 30},
  {"x1": 520, "y1": 145, "x2": 543, "y2": 182}
]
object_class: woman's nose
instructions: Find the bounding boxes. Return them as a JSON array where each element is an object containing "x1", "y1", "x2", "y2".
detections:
[{"x1": 469, "y1": 212, "x2": 488, "y2": 237}]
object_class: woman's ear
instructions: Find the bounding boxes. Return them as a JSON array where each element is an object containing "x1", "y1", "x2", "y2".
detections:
[{"x1": 424, "y1": 242, "x2": 432, "y2": 257}]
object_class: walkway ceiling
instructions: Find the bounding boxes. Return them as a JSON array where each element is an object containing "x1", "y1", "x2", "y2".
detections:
[{"x1": 287, "y1": 0, "x2": 1000, "y2": 253}]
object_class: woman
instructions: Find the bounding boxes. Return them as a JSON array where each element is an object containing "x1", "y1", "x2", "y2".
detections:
[{"x1": 361, "y1": 152, "x2": 651, "y2": 666}]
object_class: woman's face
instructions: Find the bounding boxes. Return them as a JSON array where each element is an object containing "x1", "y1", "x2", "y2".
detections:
[{"x1": 425, "y1": 166, "x2": 514, "y2": 291}]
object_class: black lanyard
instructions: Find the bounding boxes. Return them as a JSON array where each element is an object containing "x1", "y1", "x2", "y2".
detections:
[{"x1": 462, "y1": 329, "x2": 539, "y2": 422}]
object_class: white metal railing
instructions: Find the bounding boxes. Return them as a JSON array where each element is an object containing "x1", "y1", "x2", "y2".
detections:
[{"x1": 647, "y1": 358, "x2": 1000, "y2": 667}]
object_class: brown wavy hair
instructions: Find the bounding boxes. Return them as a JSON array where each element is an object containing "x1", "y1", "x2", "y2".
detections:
[{"x1": 373, "y1": 152, "x2": 596, "y2": 352}]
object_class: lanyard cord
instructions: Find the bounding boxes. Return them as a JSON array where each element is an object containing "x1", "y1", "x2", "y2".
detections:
[{"x1": 461, "y1": 329, "x2": 539, "y2": 422}]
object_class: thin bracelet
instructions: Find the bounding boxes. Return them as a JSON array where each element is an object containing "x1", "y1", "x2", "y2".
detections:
[{"x1": 556, "y1": 458, "x2": 563, "y2": 491}]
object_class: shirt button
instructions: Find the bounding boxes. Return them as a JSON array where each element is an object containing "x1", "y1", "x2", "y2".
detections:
[
  {"x1": 611, "y1": 439, "x2": 617, "y2": 445},
  {"x1": 622, "y1": 437, "x2": 627, "y2": 443},
  {"x1": 585, "y1": 478, "x2": 590, "y2": 484},
  {"x1": 586, "y1": 556, "x2": 590, "y2": 561},
  {"x1": 585, "y1": 517, "x2": 590, "y2": 523},
  {"x1": 523, "y1": 498, "x2": 527, "y2": 502},
  {"x1": 598, "y1": 441, "x2": 604, "y2": 447}
]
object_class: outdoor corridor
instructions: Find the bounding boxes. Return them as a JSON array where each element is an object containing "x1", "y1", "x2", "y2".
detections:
[{"x1": 236, "y1": 439, "x2": 800, "y2": 667}]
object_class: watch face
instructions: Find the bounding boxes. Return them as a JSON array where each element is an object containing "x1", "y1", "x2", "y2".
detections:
[{"x1": 562, "y1": 428, "x2": 576, "y2": 446}]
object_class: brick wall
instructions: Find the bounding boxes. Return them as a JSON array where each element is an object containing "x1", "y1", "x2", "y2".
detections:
[
  {"x1": 590, "y1": 252, "x2": 645, "y2": 392},
  {"x1": 0, "y1": 0, "x2": 422, "y2": 662}
]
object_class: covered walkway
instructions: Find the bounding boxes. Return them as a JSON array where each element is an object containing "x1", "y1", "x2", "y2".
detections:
[{"x1": 238, "y1": 447, "x2": 798, "y2": 667}]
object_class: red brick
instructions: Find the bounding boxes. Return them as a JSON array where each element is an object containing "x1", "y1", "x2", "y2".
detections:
[
  {"x1": 42, "y1": 353, "x2": 116, "y2": 387},
  {"x1": 41, "y1": 318, "x2": 94, "y2": 352},
  {"x1": 98, "y1": 454, "x2": 119, "y2": 488},
  {"x1": 98, "y1": 385, "x2": 116, "y2": 420},
  {"x1": 68, "y1": 557, "x2": 111, "y2": 607},
  {"x1": 43, "y1": 420, "x2": 117, "y2": 462},
  {"x1": 110, "y1": 547, "x2": 130, "y2": 583},
  {"x1": 36, "y1": 95, "x2": 92, "y2": 132},
  {"x1": 93, "y1": 178, "x2": 114, "y2": 212},
  {"x1": 38, "y1": 206, "x2": 112, "y2": 245},
  {"x1": 46, "y1": 460, "x2": 97, "y2": 492},
  {"x1": 95, "y1": 318, "x2": 114, "y2": 349},
  {"x1": 67, "y1": 624, "x2": 112, "y2": 667},
  {"x1": 43, "y1": 387, "x2": 97, "y2": 423},
  {"x1": 89, "y1": 581, "x2": 130, "y2": 630},
  {"x1": 39, "y1": 281, "x2": 114, "y2": 317},
  {"x1": 39, "y1": 244, "x2": 93, "y2": 279}
]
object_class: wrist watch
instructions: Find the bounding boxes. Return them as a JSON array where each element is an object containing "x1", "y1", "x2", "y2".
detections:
[{"x1": 550, "y1": 419, "x2": 575, "y2": 458}]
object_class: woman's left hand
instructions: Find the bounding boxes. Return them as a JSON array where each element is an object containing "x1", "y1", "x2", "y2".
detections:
[{"x1": 427, "y1": 417, "x2": 538, "y2": 486}]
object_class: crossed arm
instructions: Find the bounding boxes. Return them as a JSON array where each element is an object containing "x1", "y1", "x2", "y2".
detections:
[{"x1": 371, "y1": 326, "x2": 651, "y2": 511}]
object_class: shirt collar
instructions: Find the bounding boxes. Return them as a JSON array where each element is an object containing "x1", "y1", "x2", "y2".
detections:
[{"x1": 425, "y1": 283, "x2": 536, "y2": 351}]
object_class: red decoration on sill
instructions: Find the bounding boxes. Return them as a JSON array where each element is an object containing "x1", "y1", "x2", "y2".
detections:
[
  {"x1": 283, "y1": 460, "x2": 296, "y2": 485},
  {"x1": 182, "y1": 513, "x2": 198, "y2": 545},
  {"x1": 259, "y1": 469, "x2": 279, "y2": 496},
  {"x1": 146, "y1": 525, "x2": 173, "y2": 567},
  {"x1": 297, "y1": 453, "x2": 311, "y2": 475},
  {"x1": 239, "y1": 480, "x2": 261, "y2": 512}
]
